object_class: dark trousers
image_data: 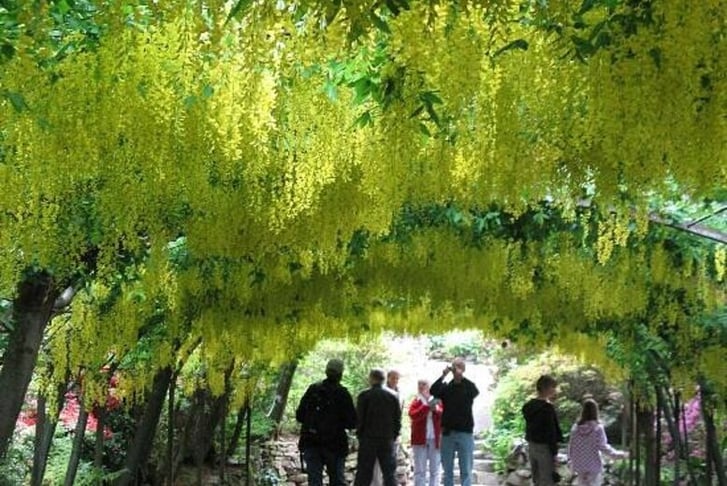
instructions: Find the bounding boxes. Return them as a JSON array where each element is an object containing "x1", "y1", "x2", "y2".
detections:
[
  {"x1": 354, "y1": 437, "x2": 397, "y2": 486},
  {"x1": 303, "y1": 446, "x2": 346, "y2": 486}
]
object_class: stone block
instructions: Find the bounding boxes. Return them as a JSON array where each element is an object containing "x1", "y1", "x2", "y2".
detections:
[
  {"x1": 290, "y1": 474, "x2": 308, "y2": 483},
  {"x1": 473, "y1": 459, "x2": 496, "y2": 473}
]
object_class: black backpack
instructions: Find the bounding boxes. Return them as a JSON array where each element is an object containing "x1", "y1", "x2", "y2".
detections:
[{"x1": 300, "y1": 382, "x2": 338, "y2": 445}]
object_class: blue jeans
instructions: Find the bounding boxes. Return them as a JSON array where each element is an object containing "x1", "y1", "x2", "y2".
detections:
[
  {"x1": 440, "y1": 431, "x2": 474, "y2": 486},
  {"x1": 303, "y1": 447, "x2": 346, "y2": 486}
]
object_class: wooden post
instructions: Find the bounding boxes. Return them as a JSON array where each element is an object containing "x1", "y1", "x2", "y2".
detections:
[
  {"x1": 655, "y1": 395, "x2": 662, "y2": 485},
  {"x1": 245, "y1": 401, "x2": 252, "y2": 486}
]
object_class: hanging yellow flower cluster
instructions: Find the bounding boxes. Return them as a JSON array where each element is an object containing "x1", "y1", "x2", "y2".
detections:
[{"x1": 0, "y1": 1, "x2": 724, "y2": 403}]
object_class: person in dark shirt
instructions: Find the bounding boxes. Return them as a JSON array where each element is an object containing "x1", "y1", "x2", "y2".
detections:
[
  {"x1": 522, "y1": 375, "x2": 564, "y2": 486},
  {"x1": 354, "y1": 368, "x2": 402, "y2": 486},
  {"x1": 296, "y1": 359, "x2": 357, "y2": 486},
  {"x1": 430, "y1": 357, "x2": 479, "y2": 486}
]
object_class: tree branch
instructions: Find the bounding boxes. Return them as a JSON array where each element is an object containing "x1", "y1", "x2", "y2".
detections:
[
  {"x1": 649, "y1": 214, "x2": 727, "y2": 245},
  {"x1": 53, "y1": 285, "x2": 77, "y2": 311}
]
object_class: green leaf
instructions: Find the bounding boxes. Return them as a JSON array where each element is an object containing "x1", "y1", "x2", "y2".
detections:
[
  {"x1": 425, "y1": 102, "x2": 440, "y2": 126},
  {"x1": 420, "y1": 91, "x2": 443, "y2": 105},
  {"x1": 354, "y1": 110, "x2": 373, "y2": 128},
  {"x1": 385, "y1": 0, "x2": 401, "y2": 15},
  {"x1": 351, "y1": 77, "x2": 372, "y2": 104},
  {"x1": 370, "y1": 12, "x2": 391, "y2": 34},
  {"x1": 5, "y1": 91, "x2": 28, "y2": 112},
  {"x1": 493, "y1": 39, "x2": 529, "y2": 58},
  {"x1": 410, "y1": 104, "x2": 425, "y2": 119},
  {"x1": 184, "y1": 95, "x2": 197, "y2": 109},
  {"x1": 418, "y1": 122, "x2": 431, "y2": 137},
  {"x1": 56, "y1": 0, "x2": 71, "y2": 16},
  {"x1": 324, "y1": 81, "x2": 338, "y2": 101},
  {"x1": 1, "y1": 43, "x2": 16, "y2": 60},
  {"x1": 577, "y1": 0, "x2": 597, "y2": 16},
  {"x1": 325, "y1": 1, "x2": 342, "y2": 25},
  {"x1": 226, "y1": 0, "x2": 252, "y2": 24}
]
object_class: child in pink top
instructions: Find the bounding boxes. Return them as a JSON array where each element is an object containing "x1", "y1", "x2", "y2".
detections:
[{"x1": 568, "y1": 399, "x2": 627, "y2": 486}]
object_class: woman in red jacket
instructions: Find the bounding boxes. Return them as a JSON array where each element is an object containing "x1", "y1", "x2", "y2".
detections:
[{"x1": 409, "y1": 379, "x2": 444, "y2": 486}]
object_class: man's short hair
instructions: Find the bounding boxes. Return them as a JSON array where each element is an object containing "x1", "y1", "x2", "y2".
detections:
[
  {"x1": 369, "y1": 368, "x2": 385, "y2": 383},
  {"x1": 536, "y1": 374, "x2": 558, "y2": 393},
  {"x1": 325, "y1": 358, "x2": 344, "y2": 379}
]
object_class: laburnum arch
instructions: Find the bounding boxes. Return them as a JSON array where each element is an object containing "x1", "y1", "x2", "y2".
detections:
[{"x1": 0, "y1": 0, "x2": 725, "y2": 470}]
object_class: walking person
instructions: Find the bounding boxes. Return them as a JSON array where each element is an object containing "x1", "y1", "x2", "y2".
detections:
[
  {"x1": 522, "y1": 375, "x2": 564, "y2": 486},
  {"x1": 430, "y1": 357, "x2": 479, "y2": 486},
  {"x1": 372, "y1": 369, "x2": 403, "y2": 486},
  {"x1": 354, "y1": 369, "x2": 402, "y2": 486},
  {"x1": 296, "y1": 359, "x2": 357, "y2": 486},
  {"x1": 409, "y1": 379, "x2": 443, "y2": 486},
  {"x1": 568, "y1": 399, "x2": 627, "y2": 485}
]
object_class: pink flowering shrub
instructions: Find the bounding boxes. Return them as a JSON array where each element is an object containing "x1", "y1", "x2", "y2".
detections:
[{"x1": 661, "y1": 391, "x2": 706, "y2": 461}]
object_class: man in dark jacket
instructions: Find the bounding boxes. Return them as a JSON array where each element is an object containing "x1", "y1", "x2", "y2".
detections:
[
  {"x1": 522, "y1": 374, "x2": 564, "y2": 485},
  {"x1": 296, "y1": 359, "x2": 357, "y2": 486},
  {"x1": 354, "y1": 368, "x2": 401, "y2": 486},
  {"x1": 430, "y1": 357, "x2": 479, "y2": 486}
]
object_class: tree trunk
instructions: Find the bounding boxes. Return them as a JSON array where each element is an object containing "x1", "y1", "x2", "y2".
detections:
[
  {"x1": 633, "y1": 398, "x2": 640, "y2": 486},
  {"x1": 189, "y1": 388, "x2": 229, "y2": 474},
  {"x1": 245, "y1": 401, "x2": 252, "y2": 486},
  {"x1": 227, "y1": 403, "x2": 248, "y2": 457},
  {"x1": 219, "y1": 402, "x2": 227, "y2": 483},
  {"x1": 268, "y1": 360, "x2": 298, "y2": 428},
  {"x1": 64, "y1": 394, "x2": 89, "y2": 486},
  {"x1": 219, "y1": 369, "x2": 232, "y2": 483},
  {"x1": 31, "y1": 380, "x2": 67, "y2": 486},
  {"x1": 678, "y1": 395, "x2": 699, "y2": 485},
  {"x1": 94, "y1": 405, "x2": 106, "y2": 468},
  {"x1": 115, "y1": 366, "x2": 173, "y2": 486},
  {"x1": 637, "y1": 407, "x2": 657, "y2": 486},
  {"x1": 174, "y1": 366, "x2": 234, "y2": 479},
  {"x1": 654, "y1": 397, "x2": 661, "y2": 485},
  {"x1": 699, "y1": 380, "x2": 726, "y2": 486},
  {"x1": 0, "y1": 272, "x2": 57, "y2": 459},
  {"x1": 166, "y1": 370, "x2": 176, "y2": 486},
  {"x1": 656, "y1": 386, "x2": 680, "y2": 458}
]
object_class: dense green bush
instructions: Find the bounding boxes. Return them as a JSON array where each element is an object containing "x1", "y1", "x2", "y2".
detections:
[
  {"x1": 426, "y1": 330, "x2": 493, "y2": 363},
  {"x1": 485, "y1": 352, "x2": 624, "y2": 471},
  {"x1": 0, "y1": 431, "x2": 32, "y2": 485}
]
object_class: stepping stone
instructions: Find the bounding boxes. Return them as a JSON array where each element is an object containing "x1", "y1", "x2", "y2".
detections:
[
  {"x1": 473, "y1": 459, "x2": 496, "y2": 473},
  {"x1": 473, "y1": 449, "x2": 489, "y2": 460},
  {"x1": 479, "y1": 472, "x2": 501, "y2": 485}
]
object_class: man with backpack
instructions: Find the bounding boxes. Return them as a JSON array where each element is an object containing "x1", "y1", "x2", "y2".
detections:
[{"x1": 296, "y1": 358, "x2": 357, "y2": 486}]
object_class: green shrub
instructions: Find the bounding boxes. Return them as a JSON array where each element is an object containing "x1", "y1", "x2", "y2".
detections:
[
  {"x1": 0, "y1": 431, "x2": 33, "y2": 485},
  {"x1": 426, "y1": 330, "x2": 492, "y2": 363}
]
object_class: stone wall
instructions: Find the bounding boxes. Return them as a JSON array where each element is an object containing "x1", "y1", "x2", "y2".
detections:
[{"x1": 259, "y1": 438, "x2": 411, "y2": 486}]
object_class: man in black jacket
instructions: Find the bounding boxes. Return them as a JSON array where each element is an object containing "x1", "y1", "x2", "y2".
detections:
[
  {"x1": 296, "y1": 359, "x2": 357, "y2": 486},
  {"x1": 354, "y1": 368, "x2": 401, "y2": 486},
  {"x1": 521, "y1": 374, "x2": 564, "y2": 485},
  {"x1": 430, "y1": 357, "x2": 479, "y2": 486}
]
